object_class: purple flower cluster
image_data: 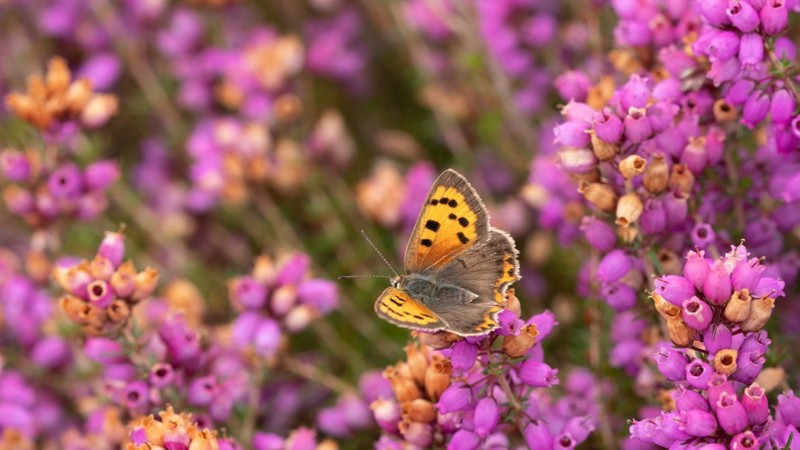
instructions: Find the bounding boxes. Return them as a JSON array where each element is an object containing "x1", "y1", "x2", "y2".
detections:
[
  {"x1": 0, "y1": 149, "x2": 119, "y2": 227},
  {"x1": 631, "y1": 244, "x2": 795, "y2": 448},
  {"x1": 230, "y1": 253, "x2": 338, "y2": 359},
  {"x1": 372, "y1": 293, "x2": 594, "y2": 449},
  {"x1": 54, "y1": 230, "x2": 158, "y2": 336}
]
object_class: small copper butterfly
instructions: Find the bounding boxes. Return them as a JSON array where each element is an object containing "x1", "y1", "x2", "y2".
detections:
[{"x1": 374, "y1": 169, "x2": 520, "y2": 336}]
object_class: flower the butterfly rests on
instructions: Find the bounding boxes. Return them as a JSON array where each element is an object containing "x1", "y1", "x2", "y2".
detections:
[{"x1": 374, "y1": 169, "x2": 520, "y2": 336}]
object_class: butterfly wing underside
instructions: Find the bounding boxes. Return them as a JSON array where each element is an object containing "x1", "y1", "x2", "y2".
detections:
[
  {"x1": 430, "y1": 229, "x2": 521, "y2": 335},
  {"x1": 374, "y1": 287, "x2": 447, "y2": 332},
  {"x1": 404, "y1": 169, "x2": 489, "y2": 274}
]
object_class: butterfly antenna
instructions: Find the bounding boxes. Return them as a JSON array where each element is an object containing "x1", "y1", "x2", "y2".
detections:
[
  {"x1": 360, "y1": 229, "x2": 401, "y2": 278},
  {"x1": 338, "y1": 274, "x2": 393, "y2": 280}
]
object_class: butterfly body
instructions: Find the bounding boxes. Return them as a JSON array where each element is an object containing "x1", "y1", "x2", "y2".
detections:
[{"x1": 374, "y1": 169, "x2": 520, "y2": 336}]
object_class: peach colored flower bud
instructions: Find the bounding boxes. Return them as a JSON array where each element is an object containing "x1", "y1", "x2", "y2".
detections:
[
  {"x1": 317, "y1": 439, "x2": 338, "y2": 450},
  {"x1": 110, "y1": 261, "x2": 137, "y2": 298},
  {"x1": 424, "y1": 355, "x2": 451, "y2": 401},
  {"x1": 739, "y1": 297, "x2": 775, "y2": 332},
  {"x1": 271, "y1": 285, "x2": 298, "y2": 316},
  {"x1": 131, "y1": 267, "x2": 159, "y2": 301},
  {"x1": 669, "y1": 164, "x2": 695, "y2": 195},
  {"x1": 252, "y1": 255, "x2": 277, "y2": 284},
  {"x1": 81, "y1": 94, "x2": 118, "y2": 128},
  {"x1": 402, "y1": 398, "x2": 437, "y2": 423},
  {"x1": 89, "y1": 255, "x2": 115, "y2": 280},
  {"x1": 59, "y1": 295, "x2": 91, "y2": 324},
  {"x1": 617, "y1": 223, "x2": 639, "y2": 244},
  {"x1": 578, "y1": 181, "x2": 617, "y2": 212},
  {"x1": 754, "y1": 368, "x2": 786, "y2": 393},
  {"x1": 724, "y1": 289, "x2": 752, "y2": 322},
  {"x1": 666, "y1": 316, "x2": 695, "y2": 347},
  {"x1": 619, "y1": 155, "x2": 647, "y2": 179},
  {"x1": 502, "y1": 324, "x2": 539, "y2": 358},
  {"x1": 713, "y1": 99, "x2": 738, "y2": 123},
  {"x1": 652, "y1": 293, "x2": 681, "y2": 320},
  {"x1": 284, "y1": 304, "x2": 318, "y2": 332},
  {"x1": 590, "y1": 131, "x2": 619, "y2": 161},
  {"x1": 615, "y1": 193, "x2": 643, "y2": 227},
  {"x1": 571, "y1": 169, "x2": 601, "y2": 184},
  {"x1": 107, "y1": 299, "x2": 131, "y2": 325},
  {"x1": 713, "y1": 349, "x2": 739, "y2": 375},
  {"x1": 405, "y1": 343, "x2": 428, "y2": 386},
  {"x1": 385, "y1": 366, "x2": 422, "y2": 403},
  {"x1": 188, "y1": 429, "x2": 218, "y2": 450},
  {"x1": 163, "y1": 279, "x2": 206, "y2": 326},
  {"x1": 25, "y1": 250, "x2": 51, "y2": 284},
  {"x1": 64, "y1": 79, "x2": 92, "y2": 114},
  {"x1": 505, "y1": 289, "x2": 521, "y2": 316},
  {"x1": 46, "y1": 57, "x2": 71, "y2": 93},
  {"x1": 643, "y1": 153, "x2": 669, "y2": 194}
]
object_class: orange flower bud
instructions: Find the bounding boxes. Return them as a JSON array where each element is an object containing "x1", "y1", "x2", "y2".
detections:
[
  {"x1": 723, "y1": 289, "x2": 752, "y2": 323},
  {"x1": 713, "y1": 99, "x2": 738, "y2": 123},
  {"x1": 110, "y1": 261, "x2": 137, "y2": 298},
  {"x1": 656, "y1": 248, "x2": 682, "y2": 275},
  {"x1": 385, "y1": 366, "x2": 422, "y2": 403},
  {"x1": 131, "y1": 267, "x2": 159, "y2": 301},
  {"x1": 713, "y1": 349, "x2": 738, "y2": 375},
  {"x1": 415, "y1": 331, "x2": 459, "y2": 350},
  {"x1": 405, "y1": 343, "x2": 428, "y2": 386},
  {"x1": 619, "y1": 155, "x2": 647, "y2": 179},
  {"x1": 108, "y1": 299, "x2": 131, "y2": 324},
  {"x1": 46, "y1": 56, "x2": 72, "y2": 93},
  {"x1": 402, "y1": 398, "x2": 437, "y2": 423},
  {"x1": 643, "y1": 153, "x2": 669, "y2": 194},
  {"x1": 505, "y1": 289, "x2": 521, "y2": 316},
  {"x1": 424, "y1": 355, "x2": 451, "y2": 401},
  {"x1": 89, "y1": 255, "x2": 115, "y2": 280},
  {"x1": 652, "y1": 293, "x2": 681, "y2": 320}
]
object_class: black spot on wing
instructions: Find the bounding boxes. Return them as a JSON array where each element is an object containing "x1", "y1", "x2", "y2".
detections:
[
  {"x1": 458, "y1": 217, "x2": 469, "y2": 227},
  {"x1": 448, "y1": 213, "x2": 457, "y2": 220},
  {"x1": 430, "y1": 199, "x2": 439, "y2": 205},
  {"x1": 425, "y1": 220, "x2": 440, "y2": 232},
  {"x1": 389, "y1": 297, "x2": 403, "y2": 307},
  {"x1": 448, "y1": 199, "x2": 458, "y2": 208},
  {"x1": 440, "y1": 197, "x2": 450, "y2": 204},
  {"x1": 457, "y1": 232, "x2": 469, "y2": 244},
  {"x1": 421, "y1": 239, "x2": 433, "y2": 247}
]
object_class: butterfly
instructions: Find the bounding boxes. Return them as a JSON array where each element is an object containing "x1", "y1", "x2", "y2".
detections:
[{"x1": 374, "y1": 169, "x2": 520, "y2": 336}]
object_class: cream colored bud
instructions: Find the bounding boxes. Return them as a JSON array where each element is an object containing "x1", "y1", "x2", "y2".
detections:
[
  {"x1": 669, "y1": 164, "x2": 695, "y2": 195},
  {"x1": 46, "y1": 56, "x2": 71, "y2": 93},
  {"x1": 723, "y1": 289, "x2": 752, "y2": 323},
  {"x1": 505, "y1": 289, "x2": 521, "y2": 316},
  {"x1": 619, "y1": 155, "x2": 647, "y2": 179},
  {"x1": 578, "y1": 181, "x2": 618, "y2": 212},
  {"x1": 713, "y1": 349, "x2": 739, "y2": 375},
  {"x1": 754, "y1": 368, "x2": 786, "y2": 393},
  {"x1": 64, "y1": 79, "x2": 92, "y2": 114},
  {"x1": 590, "y1": 131, "x2": 619, "y2": 161},
  {"x1": 643, "y1": 153, "x2": 669, "y2": 194},
  {"x1": 656, "y1": 248, "x2": 682, "y2": 275},
  {"x1": 80, "y1": 94, "x2": 118, "y2": 128},
  {"x1": 739, "y1": 297, "x2": 775, "y2": 332},
  {"x1": 666, "y1": 316, "x2": 695, "y2": 347},
  {"x1": 618, "y1": 224, "x2": 639, "y2": 244},
  {"x1": 615, "y1": 192, "x2": 643, "y2": 227}
]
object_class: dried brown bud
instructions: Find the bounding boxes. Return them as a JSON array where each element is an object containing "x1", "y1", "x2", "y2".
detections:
[
  {"x1": 578, "y1": 181, "x2": 618, "y2": 212},
  {"x1": 502, "y1": 324, "x2": 539, "y2": 358},
  {"x1": 739, "y1": 297, "x2": 775, "y2": 332},
  {"x1": 163, "y1": 279, "x2": 206, "y2": 326},
  {"x1": 25, "y1": 250, "x2": 51, "y2": 284},
  {"x1": 402, "y1": 399, "x2": 437, "y2": 423},
  {"x1": 273, "y1": 93, "x2": 303, "y2": 123},
  {"x1": 619, "y1": 155, "x2": 647, "y2": 179},
  {"x1": 669, "y1": 164, "x2": 695, "y2": 195},
  {"x1": 587, "y1": 76, "x2": 615, "y2": 110},
  {"x1": 571, "y1": 169, "x2": 601, "y2": 184},
  {"x1": 615, "y1": 193, "x2": 643, "y2": 227},
  {"x1": 317, "y1": 439, "x2": 339, "y2": 450},
  {"x1": 713, "y1": 349, "x2": 739, "y2": 375},
  {"x1": 415, "y1": 331, "x2": 459, "y2": 350},
  {"x1": 424, "y1": 355, "x2": 451, "y2": 401},
  {"x1": 652, "y1": 293, "x2": 680, "y2": 320},
  {"x1": 618, "y1": 224, "x2": 639, "y2": 244},
  {"x1": 385, "y1": 366, "x2": 422, "y2": 403},
  {"x1": 64, "y1": 79, "x2": 92, "y2": 114},
  {"x1": 656, "y1": 248, "x2": 682, "y2": 275},
  {"x1": 81, "y1": 94, "x2": 118, "y2": 128},
  {"x1": 666, "y1": 315, "x2": 695, "y2": 347},
  {"x1": 46, "y1": 57, "x2": 71, "y2": 93},
  {"x1": 643, "y1": 153, "x2": 669, "y2": 194},
  {"x1": 724, "y1": 289, "x2": 752, "y2": 323},
  {"x1": 590, "y1": 131, "x2": 619, "y2": 161},
  {"x1": 524, "y1": 231, "x2": 553, "y2": 267},
  {"x1": 504, "y1": 289, "x2": 521, "y2": 316},
  {"x1": 713, "y1": 99, "x2": 738, "y2": 123},
  {"x1": 754, "y1": 369, "x2": 786, "y2": 393},
  {"x1": 284, "y1": 304, "x2": 319, "y2": 332},
  {"x1": 405, "y1": 343, "x2": 428, "y2": 386}
]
